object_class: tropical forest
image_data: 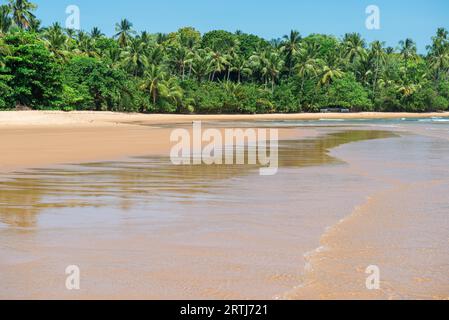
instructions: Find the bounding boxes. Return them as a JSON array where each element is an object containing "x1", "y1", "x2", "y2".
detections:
[{"x1": 1, "y1": 0, "x2": 449, "y2": 114}]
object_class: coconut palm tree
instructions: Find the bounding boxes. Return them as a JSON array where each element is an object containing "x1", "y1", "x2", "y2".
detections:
[
  {"x1": 265, "y1": 51, "x2": 284, "y2": 91},
  {"x1": 250, "y1": 49, "x2": 284, "y2": 91},
  {"x1": 343, "y1": 33, "x2": 367, "y2": 63},
  {"x1": 146, "y1": 44, "x2": 165, "y2": 66},
  {"x1": 0, "y1": 37, "x2": 10, "y2": 68},
  {"x1": 75, "y1": 31, "x2": 98, "y2": 57},
  {"x1": 114, "y1": 19, "x2": 135, "y2": 48},
  {"x1": 396, "y1": 83, "x2": 420, "y2": 98},
  {"x1": 104, "y1": 46, "x2": 122, "y2": 67},
  {"x1": 369, "y1": 41, "x2": 387, "y2": 97},
  {"x1": 156, "y1": 32, "x2": 168, "y2": 45},
  {"x1": 427, "y1": 28, "x2": 449, "y2": 81},
  {"x1": 429, "y1": 50, "x2": 449, "y2": 82},
  {"x1": 168, "y1": 45, "x2": 193, "y2": 80},
  {"x1": 281, "y1": 30, "x2": 301, "y2": 76},
  {"x1": 399, "y1": 38, "x2": 417, "y2": 80},
  {"x1": 207, "y1": 50, "x2": 230, "y2": 81},
  {"x1": 295, "y1": 43, "x2": 321, "y2": 95},
  {"x1": 319, "y1": 65, "x2": 344, "y2": 87},
  {"x1": 138, "y1": 31, "x2": 152, "y2": 46},
  {"x1": 27, "y1": 14, "x2": 40, "y2": 32},
  {"x1": 0, "y1": 5, "x2": 12, "y2": 34},
  {"x1": 122, "y1": 38, "x2": 148, "y2": 77},
  {"x1": 42, "y1": 22, "x2": 68, "y2": 59},
  {"x1": 90, "y1": 27, "x2": 104, "y2": 39},
  {"x1": 140, "y1": 64, "x2": 168, "y2": 105},
  {"x1": 230, "y1": 55, "x2": 252, "y2": 83},
  {"x1": 192, "y1": 48, "x2": 211, "y2": 82},
  {"x1": 159, "y1": 77, "x2": 183, "y2": 107},
  {"x1": 8, "y1": 0, "x2": 36, "y2": 30}
]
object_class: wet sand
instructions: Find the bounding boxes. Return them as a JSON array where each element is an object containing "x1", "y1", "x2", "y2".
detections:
[
  {"x1": 0, "y1": 112, "x2": 312, "y2": 173},
  {"x1": 1, "y1": 112, "x2": 449, "y2": 300},
  {"x1": 1, "y1": 111, "x2": 448, "y2": 172}
]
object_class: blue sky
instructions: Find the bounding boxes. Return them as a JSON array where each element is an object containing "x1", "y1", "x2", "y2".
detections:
[{"x1": 29, "y1": 0, "x2": 449, "y2": 53}]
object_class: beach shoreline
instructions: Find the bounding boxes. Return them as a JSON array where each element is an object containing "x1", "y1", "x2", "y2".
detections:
[
  {"x1": 1, "y1": 111, "x2": 448, "y2": 299},
  {"x1": 1, "y1": 110, "x2": 449, "y2": 127},
  {"x1": 0, "y1": 110, "x2": 446, "y2": 173}
]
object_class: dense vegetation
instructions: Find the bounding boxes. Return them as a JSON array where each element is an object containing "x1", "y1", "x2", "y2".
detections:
[{"x1": 1, "y1": 0, "x2": 449, "y2": 113}]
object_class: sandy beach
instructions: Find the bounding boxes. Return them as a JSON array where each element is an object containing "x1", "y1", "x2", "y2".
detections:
[
  {"x1": 1, "y1": 111, "x2": 449, "y2": 172},
  {"x1": 2, "y1": 110, "x2": 449, "y2": 127},
  {"x1": 1, "y1": 111, "x2": 449, "y2": 300}
]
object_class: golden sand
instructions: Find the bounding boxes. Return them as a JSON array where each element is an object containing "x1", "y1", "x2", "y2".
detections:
[{"x1": 1, "y1": 110, "x2": 447, "y2": 172}]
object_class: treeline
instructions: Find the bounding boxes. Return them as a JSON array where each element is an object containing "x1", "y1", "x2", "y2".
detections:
[{"x1": 1, "y1": 0, "x2": 449, "y2": 113}]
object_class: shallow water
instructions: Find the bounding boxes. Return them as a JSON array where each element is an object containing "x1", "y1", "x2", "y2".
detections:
[{"x1": 0, "y1": 120, "x2": 448, "y2": 299}]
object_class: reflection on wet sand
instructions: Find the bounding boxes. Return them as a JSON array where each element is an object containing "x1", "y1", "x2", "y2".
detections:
[{"x1": 0, "y1": 130, "x2": 395, "y2": 230}]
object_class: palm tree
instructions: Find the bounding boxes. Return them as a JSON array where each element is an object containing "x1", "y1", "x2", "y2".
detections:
[
  {"x1": 192, "y1": 48, "x2": 211, "y2": 82},
  {"x1": 156, "y1": 32, "x2": 168, "y2": 45},
  {"x1": 207, "y1": 50, "x2": 230, "y2": 81},
  {"x1": 104, "y1": 46, "x2": 122, "y2": 67},
  {"x1": 319, "y1": 65, "x2": 344, "y2": 87},
  {"x1": 27, "y1": 14, "x2": 40, "y2": 32},
  {"x1": 427, "y1": 28, "x2": 449, "y2": 81},
  {"x1": 114, "y1": 19, "x2": 135, "y2": 48},
  {"x1": 146, "y1": 44, "x2": 165, "y2": 66},
  {"x1": 138, "y1": 31, "x2": 152, "y2": 46},
  {"x1": 90, "y1": 27, "x2": 104, "y2": 39},
  {"x1": 75, "y1": 31, "x2": 98, "y2": 57},
  {"x1": 0, "y1": 5, "x2": 12, "y2": 34},
  {"x1": 369, "y1": 41, "x2": 387, "y2": 98},
  {"x1": 343, "y1": 33, "x2": 367, "y2": 63},
  {"x1": 266, "y1": 51, "x2": 284, "y2": 91},
  {"x1": 295, "y1": 43, "x2": 321, "y2": 95},
  {"x1": 8, "y1": 0, "x2": 36, "y2": 30},
  {"x1": 43, "y1": 22, "x2": 68, "y2": 59},
  {"x1": 429, "y1": 50, "x2": 449, "y2": 82},
  {"x1": 230, "y1": 55, "x2": 252, "y2": 83},
  {"x1": 159, "y1": 77, "x2": 183, "y2": 107},
  {"x1": 399, "y1": 38, "x2": 417, "y2": 80},
  {"x1": 122, "y1": 38, "x2": 148, "y2": 77},
  {"x1": 396, "y1": 83, "x2": 420, "y2": 98},
  {"x1": 281, "y1": 30, "x2": 301, "y2": 76},
  {"x1": 66, "y1": 28, "x2": 77, "y2": 40},
  {"x1": 140, "y1": 64, "x2": 167, "y2": 105},
  {"x1": 250, "y1": 49, "x2": 284, "y2": 91},
  {"x1": 386, "y1": 47, "x2": 395, "y2": 55},
  {"x1": 0, "y1": 37, "x2": 10, "y2": 68},
  {"x1": 168, "y1": 45, "x2": 193, "y2": 80}
]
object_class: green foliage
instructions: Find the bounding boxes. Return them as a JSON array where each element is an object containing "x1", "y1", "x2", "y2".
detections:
[
  {"x1": 273, "y1": 82, "x2": 300, "y2": 113},
  {"x1": 325, "y1": 74, "x2": 373, "y2": 111},
  {"x1": 63, "y1": 56, "x2": 146, "y2": 112},
  {"x1": 1, "y1": 32, "x2": 62, "y2": 109},
  {"x1": 0, "y1": 75, "x2": 13, "y2": 109},
  {"x1": 408, "y1": 85, "x2": 448, "y2": 112},
  {"x1": 0, "y1": 2, "x2": 448, "y2": 114},
  {"x1": 202, "y1": 30, "x2": 236, "y2": 52},
  {"x1": 236, "y1": 32, "x2": 270, "y2": 58}
]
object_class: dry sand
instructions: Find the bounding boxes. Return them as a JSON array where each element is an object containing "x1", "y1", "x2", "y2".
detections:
[
  {"x1": 1, "y1": 110, "x2": 448, "y2": 173},
  {"x1": 1, "y1": 110, "x2": 449, "y2": 127}
]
